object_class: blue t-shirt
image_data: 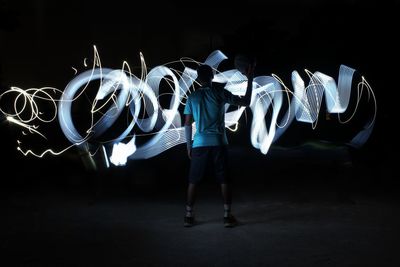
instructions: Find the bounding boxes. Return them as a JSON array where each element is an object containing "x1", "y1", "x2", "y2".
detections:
[{"x1": 184, "y1": 86, "x2": 245, "y2": 148}]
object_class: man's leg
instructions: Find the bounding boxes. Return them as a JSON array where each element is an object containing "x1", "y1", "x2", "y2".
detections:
[
  {"x1": 220, "y1": 183, "x2": 232, "y2": 217},
  {"x1": 184, "y1": 147, "x2": 208, "y2": 227},
  {"x1": 221, "y1": 183, "x2": 237, "y2": 227},
  {"x1": 214, "y1": 146, "x2": 237, "y2": 227},
  {"x1": 186, "y1": 183, "x2": 196, "y2": 216},
  {"x1": 184, "y1": 183, "x2": 196, "y2": 227}
]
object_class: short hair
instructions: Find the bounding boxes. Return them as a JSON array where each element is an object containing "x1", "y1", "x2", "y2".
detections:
[{"x1": 196, "y1": 64, "x2": 214, "y2": 83}]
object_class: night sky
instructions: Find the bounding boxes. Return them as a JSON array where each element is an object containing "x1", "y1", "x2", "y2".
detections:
[{"x1": 1, "y1": 0, "x2": 399, "y2": 184}]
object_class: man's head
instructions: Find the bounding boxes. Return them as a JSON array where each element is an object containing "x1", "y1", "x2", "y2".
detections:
[{"x1": 196, "y1": 64, "x2": 214, "y2": 85}]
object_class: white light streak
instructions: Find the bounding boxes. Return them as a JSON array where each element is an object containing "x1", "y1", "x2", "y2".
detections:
[{"x1": 0, "y1": 47, "x2": 377, "y2": 166}]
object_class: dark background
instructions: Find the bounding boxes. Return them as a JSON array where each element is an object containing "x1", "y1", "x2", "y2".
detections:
[
  {"x1": 1, "y1": 1, "x2": 400, "y2": 266},
  {"x1": 1, "y1": 0, "x2": 398, "y2": 187}
]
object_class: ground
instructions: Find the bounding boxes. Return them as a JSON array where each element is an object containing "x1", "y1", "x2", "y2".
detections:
[{"x1": 2, "y1": 146, "x2": 399, "y2": 266}]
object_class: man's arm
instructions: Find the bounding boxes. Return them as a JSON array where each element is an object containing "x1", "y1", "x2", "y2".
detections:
[
  {"x1": 225, "y1": 62, "x2": 255, "y2": 107},
  {"x1": 184, "y1": 114, "x2": 193, "y2": 159},
  {"x1": 240, "y1": 64, "x2": 255, "y2": 106}
]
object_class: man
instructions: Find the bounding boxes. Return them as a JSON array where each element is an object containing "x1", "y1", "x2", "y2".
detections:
[{"x1": 183, "y1": 58, "x2": 255, "y2": 227}]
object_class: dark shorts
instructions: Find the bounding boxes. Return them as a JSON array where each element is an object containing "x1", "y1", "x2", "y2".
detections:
[{"x1": 188, "y1": 146, "x2": 230, "y2": 184}]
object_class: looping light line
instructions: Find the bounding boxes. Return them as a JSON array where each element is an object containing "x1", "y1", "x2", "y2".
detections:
[{"x1": 0, "y1": 47, "x2": 377, "y2": 166}]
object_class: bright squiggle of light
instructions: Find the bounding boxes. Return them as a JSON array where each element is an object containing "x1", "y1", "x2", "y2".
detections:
[
  {"x1": 7, "y1": 116, "x2": 47, "y2": 139},
  {"x1": 16, "y1": 143, "x2": 79, "y2": 157},
  {"x1": 0, "y1": 47, "x2": 377, "y2": 166}
]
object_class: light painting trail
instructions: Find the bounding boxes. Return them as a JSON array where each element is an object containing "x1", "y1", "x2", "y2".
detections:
[{"x1": 0, "y1": 47, "x2": 377, "y2": 166}]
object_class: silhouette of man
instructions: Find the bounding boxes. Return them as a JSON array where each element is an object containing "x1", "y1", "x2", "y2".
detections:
[{"x1": 184, "y1": 58, "x2": 255, "y2": 227}]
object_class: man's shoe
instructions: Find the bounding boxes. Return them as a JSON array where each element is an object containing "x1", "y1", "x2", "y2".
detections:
[
  {"x1": 224, "y1": 214, "x2": 237, "y2": 228},
  {"x1": 184, "y1": 216, "x2": 195, "y2": 227}
]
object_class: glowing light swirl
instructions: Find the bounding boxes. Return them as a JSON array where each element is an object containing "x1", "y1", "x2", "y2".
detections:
[
  {"x1": 0, "y1": 86, "x2": 62, "y2": 137},
  {"x1": 0, "y1": 48, "x2": 376, "y2": 166}
]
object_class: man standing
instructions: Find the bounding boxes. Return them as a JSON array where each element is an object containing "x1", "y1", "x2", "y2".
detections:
[{"x1": 184, "y1": 58, "x2": 255, "y2": 227}]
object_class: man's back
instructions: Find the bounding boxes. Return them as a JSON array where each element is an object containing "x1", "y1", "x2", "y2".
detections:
[{"x1": 185, "y1": 86, "x2": 227, "y2": 147}]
